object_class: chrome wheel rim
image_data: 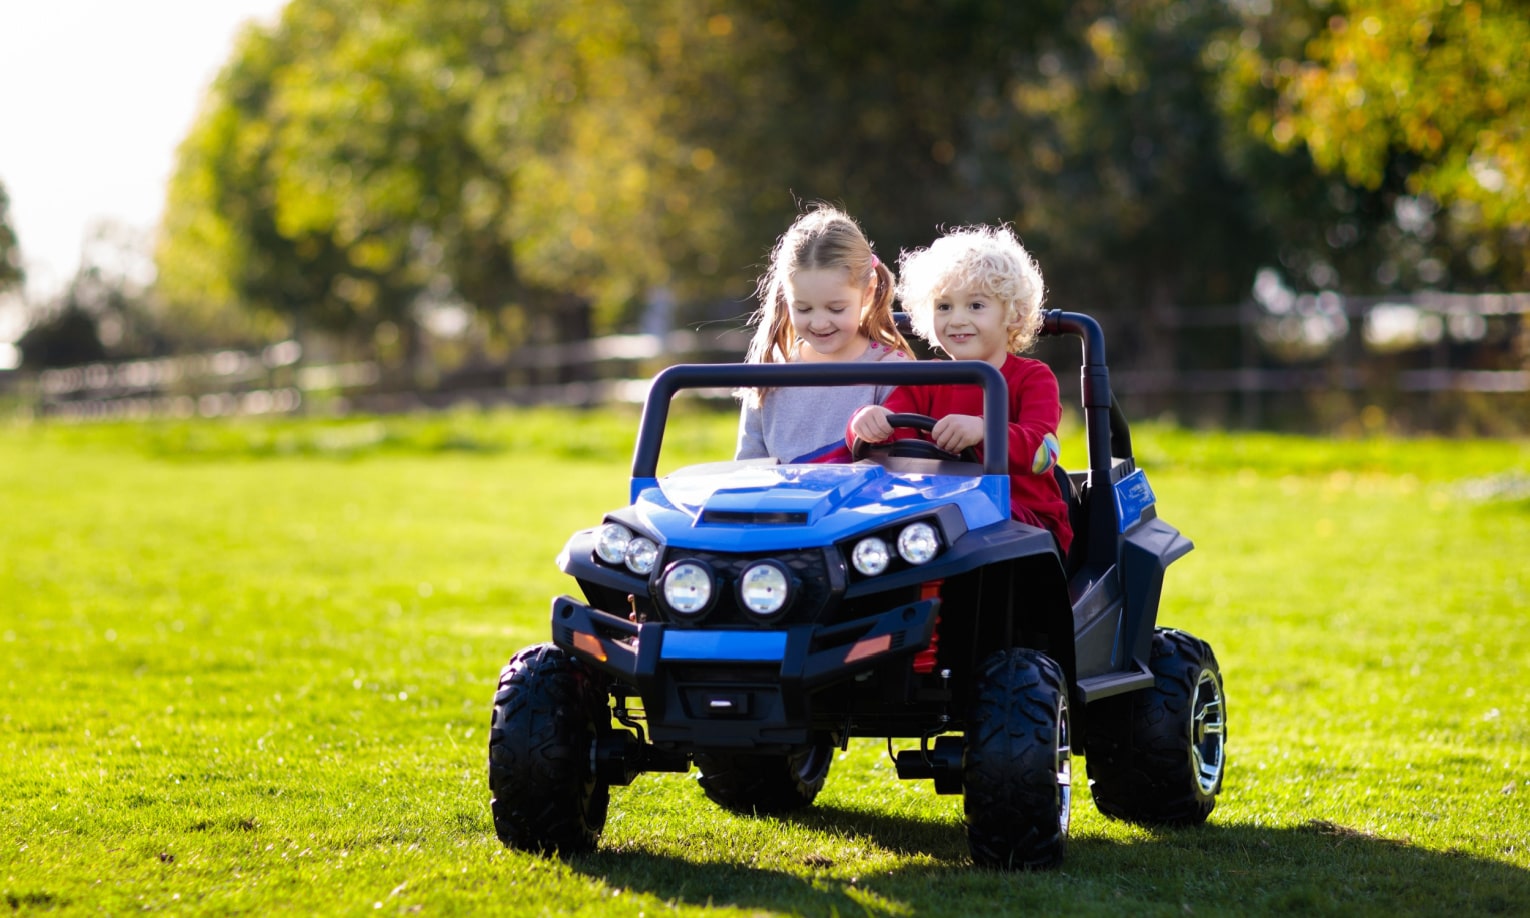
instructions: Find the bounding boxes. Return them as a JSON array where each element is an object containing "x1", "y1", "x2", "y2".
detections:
[
  {"x1": 1056, "y1": 693, "x2": 1073, "y2": 836},
  {"x1": 1191, "y1": 668, "x2": 1226, "y2": 794}
]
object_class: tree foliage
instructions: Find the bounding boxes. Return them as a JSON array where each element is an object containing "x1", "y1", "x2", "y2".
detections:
[
  {"x1": 157, "y1": 0, "x2": 778, "y2": 351},
  {"x1": 962, "y1": 0, "x2": 1269, "y2": 376},
  {"x1": 17, "y1": 222, "x2": 170, "y2": 370},
  {"x1": 0, "y1": 179, "x2": 22, "y2": 295},
  {"x1": 155, "y1": 0, "x2": 1529, "y2": 364},
  {"x1": 1219, "y1": 0, "x2": 1530, "y2": 291}
]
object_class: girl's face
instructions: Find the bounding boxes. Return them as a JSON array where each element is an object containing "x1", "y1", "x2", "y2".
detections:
[
  {"x1": 786, "y1": 267, "x2": 873, "y2": 362},
  {"x1": 930, "y1": 285, "x2": 1016, "y2": 367}
]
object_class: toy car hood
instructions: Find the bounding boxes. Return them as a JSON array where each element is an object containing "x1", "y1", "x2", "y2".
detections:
[{"x1": 631, "y1": 461, "x2": 1010, "y2": 552}]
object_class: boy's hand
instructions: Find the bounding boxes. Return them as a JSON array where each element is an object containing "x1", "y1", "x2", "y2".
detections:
[
  {"x1": 931, "y1": 414, "x2": 983, "y2": 453},
  {"x1": 850, "y1": 405, "x2": 894, "y2": 443}
]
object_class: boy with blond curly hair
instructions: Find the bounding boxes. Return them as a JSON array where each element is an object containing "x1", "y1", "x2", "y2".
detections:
[{"x1": 848, "y1": 224, "x2": 1072, "y2": 553}]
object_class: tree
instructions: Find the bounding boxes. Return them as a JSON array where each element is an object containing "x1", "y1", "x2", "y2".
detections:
[
  {"x1": 156, "y1": 0, "x2": 775, "y2": 357},
  {"x1": 157, "y1": 0, "x2": 479, "y2": 361},
  {"x1": 968, "y1": 0, "x2": 1270, "y2": 384},
  {"x1": 17, "y1": 221, "x2": 168, "y2": 370},
  {"x1": 1217, "y1": 0, "x2": 1530, "y2": 292},
  {"x1": 0, "y1": 179, "x2": 22, "y2": 296}
]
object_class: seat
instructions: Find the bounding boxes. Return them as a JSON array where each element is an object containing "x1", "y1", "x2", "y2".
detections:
[{"x1": 1053, "y1": 464, "x2": 1088, "y2": 575}]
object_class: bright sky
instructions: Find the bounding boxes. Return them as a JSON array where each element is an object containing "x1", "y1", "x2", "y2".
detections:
[{"x1": 0, "y1": 0, "x2": 287, "y2": 325}]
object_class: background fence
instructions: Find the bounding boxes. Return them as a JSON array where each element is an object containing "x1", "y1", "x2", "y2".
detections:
[{"x1": 7, "y1": 293, "x2": 1527, "y2": 434}]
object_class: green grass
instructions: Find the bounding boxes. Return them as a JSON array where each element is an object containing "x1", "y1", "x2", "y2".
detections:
[{"x1": 3, "y1": 409, "x2": 1528, "y2": 916}]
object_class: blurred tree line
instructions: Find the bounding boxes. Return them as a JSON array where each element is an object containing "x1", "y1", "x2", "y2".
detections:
[
  {"x1": 10, "y1": 0, "x2": 1529, "y2": 396},
  {"x1": 0, "y1": 182, "x2": 21, "y2": 296}
]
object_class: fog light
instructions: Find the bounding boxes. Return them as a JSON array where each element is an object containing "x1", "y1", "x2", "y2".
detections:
[
  {"x1": 738, "y1": 561, "x2": 790, "y2": 616},
  {"x1": 852, "y1": 537, "x2": 891, "y2": 576},
  {"x1": 897, "y1": 522, "x2": 939, "y2": 564},
  {"x1": 662, "y1": 561, "x2": 714, "y2": 617}
]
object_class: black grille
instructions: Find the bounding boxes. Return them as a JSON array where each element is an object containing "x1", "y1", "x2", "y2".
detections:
[{"x1": 657, "y1": 546, "x2": 842, "y2": 625}]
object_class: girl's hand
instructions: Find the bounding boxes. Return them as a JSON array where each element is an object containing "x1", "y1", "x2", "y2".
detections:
[
  {"x1": 931, "y1": 414, "x2": 983, "y2": 453},
  {"x1": 850, "y1": 405, "x2": 894, "y2": 443}
]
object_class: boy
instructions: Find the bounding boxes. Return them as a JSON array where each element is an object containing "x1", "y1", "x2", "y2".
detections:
[{"x1": 847, "y1": 225, "x2": 1072, "y2": 554}]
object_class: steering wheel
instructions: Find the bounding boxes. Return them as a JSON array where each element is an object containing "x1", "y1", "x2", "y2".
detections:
[{"x1": 851, "y1": 413, "x2": 980, "y2": 464}]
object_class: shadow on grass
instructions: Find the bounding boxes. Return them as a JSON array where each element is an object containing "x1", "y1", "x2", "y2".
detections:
[{"x1": 561, "y1": 813, "x2": 1530, "y2": 916}]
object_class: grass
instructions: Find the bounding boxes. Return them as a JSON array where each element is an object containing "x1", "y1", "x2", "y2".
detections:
[{"x1": 2, "y1": 408, "x2": 1528, "y2": 916}]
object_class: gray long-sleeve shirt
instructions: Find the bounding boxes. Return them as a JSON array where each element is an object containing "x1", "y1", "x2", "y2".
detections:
[{"x1": 735, "y1": 341, "x2": 909, "y2": 463}]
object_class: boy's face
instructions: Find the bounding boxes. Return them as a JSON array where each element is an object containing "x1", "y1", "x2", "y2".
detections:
[{"x1": 929, "y1": 286, "x2": 1015, "y2": 367}]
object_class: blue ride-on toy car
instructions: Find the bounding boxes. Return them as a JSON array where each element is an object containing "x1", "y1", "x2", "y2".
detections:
[{"x1": 488, "y1": 310, "x2": 1226, "y2": 868}]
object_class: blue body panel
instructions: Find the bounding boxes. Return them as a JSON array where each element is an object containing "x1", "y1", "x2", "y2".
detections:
[{"x1": 627, "y1": 462, "x2": 1011, "y2": 551}]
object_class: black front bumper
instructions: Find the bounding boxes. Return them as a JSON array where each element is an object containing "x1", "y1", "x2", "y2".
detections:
[{"x1": 551, "y1": 595, "x2": 939, "y2": 748}]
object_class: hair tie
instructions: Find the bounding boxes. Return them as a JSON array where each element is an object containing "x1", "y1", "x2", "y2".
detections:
[{"x1": 871, "y1": 254, "x2": 881, "y2": 270}]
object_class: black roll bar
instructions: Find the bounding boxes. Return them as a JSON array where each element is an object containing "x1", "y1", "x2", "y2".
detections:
[
  {"x1": 633, "y1": 361, "x2": 1011, "y2": 477},
  {"x1": 1040, "y1": 310, "x2": 1133, "y2": 481}
]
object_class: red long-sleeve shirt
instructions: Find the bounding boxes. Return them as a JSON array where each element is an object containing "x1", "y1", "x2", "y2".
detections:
[{"x1": 851, "y1": 355, "x2": 1072, "y2": 554}]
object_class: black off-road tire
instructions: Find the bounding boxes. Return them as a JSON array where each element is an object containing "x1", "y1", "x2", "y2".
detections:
[
  {"x1": 694, "y1": 739, "x2": 833, "y2": 814},
  {"x1": 488, "y1": 643, "x2": 610, "y2": 854},
  {"x1": 963, "y1": 647, "x2": 1072, "y2": 870},
  {"x1": 1086, "y1": 628, "x2": 1226, "y2": 826}
]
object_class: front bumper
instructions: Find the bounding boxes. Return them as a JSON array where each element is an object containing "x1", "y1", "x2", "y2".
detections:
[{"x1": 551, "y1": 594, "x2": 939, "y2": 748}]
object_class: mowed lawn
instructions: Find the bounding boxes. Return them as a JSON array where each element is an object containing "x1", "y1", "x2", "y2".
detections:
[{"x1": 2, "y1": 410, "x2": 1527, "y2": 916}]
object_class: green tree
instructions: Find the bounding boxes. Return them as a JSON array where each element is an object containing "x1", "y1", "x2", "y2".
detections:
[
  {"x1": 158, "y1": 0, "x2": 487, "y2": 361},
  {"x1": 1218, "y1": 0, "x2": 1530, "y2": 292},
  {"x1": 0, "y1": 179, "x2": 22, "y2": 295},
  {"x1": 737, "y1": 1, "x2": 1262, "y2": 390},
  {"x1": 17, "y1": 222, "x2": 168, "y2": 370},
  {"x1": 156, "y1": 0, "x2": 774, "y2": 357},
  {"x1": 972, "y1": 0, "x2": 1269, "y2": 382}
]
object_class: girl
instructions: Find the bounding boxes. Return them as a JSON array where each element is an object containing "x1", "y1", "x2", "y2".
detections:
[{"x1": 736, "y1": 205, "x2": 912, "y2": 463}]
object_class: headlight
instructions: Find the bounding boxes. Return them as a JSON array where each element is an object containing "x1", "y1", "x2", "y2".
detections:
[
  {"x1": 595, "y1": 522, "x2": 632, "y2": 565},
  {"x1": 738, "y1": 561, "x2": 790, "y2": 617},
  {"x1": 625, "y1": 537, "x2": 659, "y2": 575},
  {"x1": 897, "y1": 522, "x2": 939, "y2": 564},
  {"x1": 661, "y1": 561, "x2": 714, "y2": 617},
  {"x1": 852, "y1": 537, "x2": 891, "y2": 576}
]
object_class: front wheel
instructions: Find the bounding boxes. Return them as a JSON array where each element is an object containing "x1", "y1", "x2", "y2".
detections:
[
  {"x1": 488, "y1": 643, "x2": 610, "y2": 854},
  {"x1": 694, "y1": 738, "x2": 833, "y2": 814},
  {"x1": 963, "y1": 647, "x2": 1072, "y2": 869},
  {"x1": 1086, "y1": 628, "x2": 1227, "y2": 825}
]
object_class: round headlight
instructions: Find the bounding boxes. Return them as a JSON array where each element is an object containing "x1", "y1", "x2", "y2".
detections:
[
  {"x1": 897, "y1": 522, "x2": 940, "y2": 564},
  {"x1": 662, "y1": 561, "x2": 714, "y2": 617},
  {"x1": 852, "y1": 537, "x2": 891, "y2": 576},
  {"x1": 738, "y1": 561, "x2": 790, "y2": 617},
  {"x1": 595, "y1": 523, "x2": 632, "y2": 565},
  {"x1": 624, "y1": 537, "x2": 659, "y2": 575}
]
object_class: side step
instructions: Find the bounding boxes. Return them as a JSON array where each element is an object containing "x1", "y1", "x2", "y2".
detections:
[{"x1": 1077, "y1": 666, "x2": 1154, "y2": 703}]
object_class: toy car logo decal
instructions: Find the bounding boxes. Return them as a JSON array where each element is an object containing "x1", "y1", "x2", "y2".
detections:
[
  {"x1": 1031, "y1": 432, "x2": 1060, "y2": 475},
  {"x1": 1112, "y1": 469, "x2": 1156, "y2": 532}
]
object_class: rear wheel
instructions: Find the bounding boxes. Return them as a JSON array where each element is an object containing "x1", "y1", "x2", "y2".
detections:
[
  {"x1": 963, "y1": 647, "x2": 1071, "y2": 869},
  {"x1": 488, "y1": 643, "x2": 610, "y2": 854},
  {"x1": 695, "y1": 738, "x2": 833, "y2": 814},
  {"x1": 1086, "y1": 628, "x2": 1226, "y2": 825}
]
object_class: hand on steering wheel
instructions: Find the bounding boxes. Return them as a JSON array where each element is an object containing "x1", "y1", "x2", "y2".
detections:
[{"x1": 850, "y1": 413, "x2": 980, "y2": 464}]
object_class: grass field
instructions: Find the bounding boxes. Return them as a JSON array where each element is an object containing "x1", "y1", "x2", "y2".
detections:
[{"x1": 3, "y1": 408, "x2": 1528, "y2": 916}]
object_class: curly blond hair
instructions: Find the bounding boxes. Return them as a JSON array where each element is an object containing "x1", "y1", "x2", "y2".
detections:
[{"x1": 896, "y1": 224, "x2": 1046, "y2": 354}]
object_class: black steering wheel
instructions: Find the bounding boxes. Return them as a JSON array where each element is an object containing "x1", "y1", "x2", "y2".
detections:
[{"x1": 851, "y1": 413, "x2": 980, "y2": 464}]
